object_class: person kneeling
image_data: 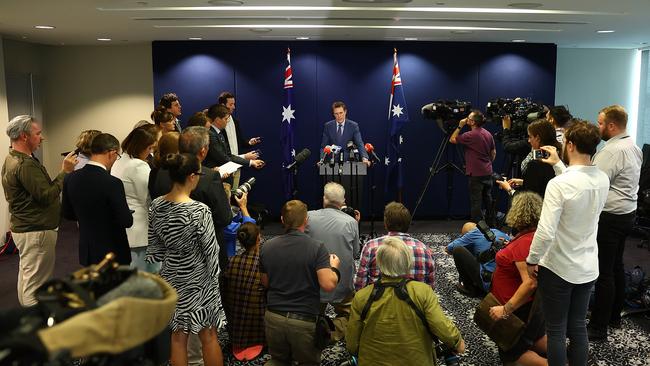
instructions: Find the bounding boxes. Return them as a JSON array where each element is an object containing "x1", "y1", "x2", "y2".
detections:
[
  {"x1": 346, "y1": 237, "x2": 465, "y2": 366},
  {"x1": 488, "y1": 192, "x2": 547, "y2": 366}
]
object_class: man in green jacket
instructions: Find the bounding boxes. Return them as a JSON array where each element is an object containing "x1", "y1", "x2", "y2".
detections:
[
  {"x1": 2, "y1": 115, "x2": 76, "y2": 306},
  {"x1": 346, "y1": 237, "x2": 465, "y2": 365}
]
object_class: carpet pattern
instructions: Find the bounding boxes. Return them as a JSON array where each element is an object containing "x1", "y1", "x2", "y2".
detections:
[{"x1": 218, "y1": 233, "x2": 650, "y2": 366}]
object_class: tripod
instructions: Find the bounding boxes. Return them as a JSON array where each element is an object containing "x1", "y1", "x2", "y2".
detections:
[{"x1": 412, "y1": 130, "x2": 465, "y2": 220}]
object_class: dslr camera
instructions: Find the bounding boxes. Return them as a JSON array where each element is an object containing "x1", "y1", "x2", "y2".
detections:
[
  {"x1": 234, "y1": 177, "x2": 256, "y2": 198},
  {"x1": 476, "y1": 220, "x2": 507, "y2": 263}
]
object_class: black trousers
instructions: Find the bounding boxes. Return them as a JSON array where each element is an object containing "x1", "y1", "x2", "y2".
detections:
[
  {"x1": 468, "y1": 175, "x2": 495, "y2": 226},
  {"x1": 590, "y1": 210, "x2": 636, "y2": 330},
  {"x1": 452, "y1": 246, "x2": 487, "y2": 296}
]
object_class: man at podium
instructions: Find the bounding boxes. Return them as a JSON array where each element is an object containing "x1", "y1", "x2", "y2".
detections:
[{"x1": 320, "y1": 101, "x2": 370, "y2": 166}]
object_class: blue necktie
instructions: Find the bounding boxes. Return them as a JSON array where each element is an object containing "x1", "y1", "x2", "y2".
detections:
[{"x1": 337, "y1": 124, "x2": 343, "y2": 138}]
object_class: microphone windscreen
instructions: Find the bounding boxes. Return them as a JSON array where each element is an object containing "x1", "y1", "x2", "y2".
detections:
[
  {"x1": 294, "y1": 148, "x2": 311, "y2": 163},
  {"x1": 365, "y1": 143, "x2": 374, "y2": 152},
  {"x1": 323, "y1": 146, "x2": 332, "y2": 154}
]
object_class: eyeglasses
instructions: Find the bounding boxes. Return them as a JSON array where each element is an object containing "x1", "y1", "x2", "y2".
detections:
[
  {"x1": 111, "y1": 150, "x2": 122, "y2": 160},
  {"x1": 193, "y1": 171, "x2": 205, "y2": 176}
]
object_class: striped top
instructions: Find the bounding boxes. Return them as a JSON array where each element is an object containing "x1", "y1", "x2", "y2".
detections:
[{"x1": 146, "y1": 198, "x2": 226, "y2": 333}]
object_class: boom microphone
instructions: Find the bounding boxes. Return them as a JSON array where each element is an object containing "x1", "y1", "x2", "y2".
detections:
[
  {"x1": 285, "y1": 148, "x2": 311, "y2": 170},
  {"x1": 365, "y1": 143, "x2": 381, "y2": 163}
]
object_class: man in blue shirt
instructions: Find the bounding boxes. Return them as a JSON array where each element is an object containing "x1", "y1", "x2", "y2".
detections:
[{"x1": 446, "y1": 222, "x2": 510, "y2": 297}]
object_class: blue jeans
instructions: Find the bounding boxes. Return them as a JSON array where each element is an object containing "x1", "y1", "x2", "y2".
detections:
[{"x1": 538, "y1": 266, "x2": 594, "y2": 366}]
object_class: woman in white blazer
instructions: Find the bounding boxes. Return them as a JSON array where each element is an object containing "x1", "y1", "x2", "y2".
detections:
[{"x1": 112, "y1": 127, "x2": 158, "y2": 272}]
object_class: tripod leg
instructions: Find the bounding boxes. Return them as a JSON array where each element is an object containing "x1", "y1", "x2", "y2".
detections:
[{"x1": 412, "y1": 136, "x2": 452, "y2": 220}]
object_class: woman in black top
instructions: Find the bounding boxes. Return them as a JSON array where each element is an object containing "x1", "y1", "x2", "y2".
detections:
[{"x1": 497, "y1": 119, "x2": 561, "y2": 198}]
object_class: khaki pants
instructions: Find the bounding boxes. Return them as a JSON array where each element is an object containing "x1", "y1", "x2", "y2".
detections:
[
  {"x1": 13, "y1": 229, "x2": 57, "y2": 306},
  {"x1": 264, "y1": 310, "x2": 320, "y2": 366},
  {"x1": 320, "y1": 294, "x2": 354, "y2": 342}
]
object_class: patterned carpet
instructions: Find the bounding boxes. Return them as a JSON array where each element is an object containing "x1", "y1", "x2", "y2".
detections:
[{"x1": 218, "y1": 233, "x2": 650, "y2": 366}]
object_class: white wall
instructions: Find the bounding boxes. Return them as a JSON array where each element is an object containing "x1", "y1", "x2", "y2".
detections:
[
  {"x1": 555, "y1": 48, "x2": 641, "y2": 143},
  {"x1": 40, "y1": 44, "x2": 154, "y2": 174},
  {"x1": 0, "y1": 38, "x2": 11, "y2": 234}
]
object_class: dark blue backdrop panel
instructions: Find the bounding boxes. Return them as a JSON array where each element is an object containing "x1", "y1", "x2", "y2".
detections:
[{"x1": 152, "y1": 41, "x2": 556, "y2": 219}]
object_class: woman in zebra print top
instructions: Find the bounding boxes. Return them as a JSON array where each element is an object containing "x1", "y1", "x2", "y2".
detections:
[{"x1": 146, "y1": 153, "x2": 226, "y2": 366}]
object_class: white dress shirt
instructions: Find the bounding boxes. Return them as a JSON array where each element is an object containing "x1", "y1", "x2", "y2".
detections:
[
  {"x1": 110, "y1": 154, "x2": 151, "y2": 248},
  {"x1": 527, "y1": 165, "x2": 609, "y2": 284},
  {"x1": 592, "y1": 133, "x2": 642, "y2": 214}
]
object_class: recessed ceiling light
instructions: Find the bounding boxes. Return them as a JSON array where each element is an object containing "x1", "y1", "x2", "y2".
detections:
[
  {"x1": 21, "y1": 35, "x2": 28, "y2": 39},
  {"x1": 640, "y1": 42, "x2": 648, "y2": 45},
  {"x1": 136, "y1": 1, "x2": 148, "y2": 5},
  {"x1": 97, "y1": 38, "x2": 112, "y2": 41},
  {"x1": 512, "y1": 39, "x2": 526, "y2": 42},
  {"x1": 451, "y1": 30, "x2": 473, "y2": 34},
  {"x1": 34, "y1": 25, "x2": 55, "y2": 30},
  {"x1": 596, "y1": 30, "x2": 615, "y2": 33},
  {"x1": 343, "y1": 0, "x2": 412, "y2": 3},
  {"x1": 250, "y1": 28, "x2": 272, "y2": 33},
  {"x1": 188, "y1": 37, "x2": 203, "y2": 40},
  {"x1": 207, "y1": 0, "x2": 244, "y2": 5},
  {"x1": 404, "y1": 37, "x2": 418, "y2": 40},
  {"x1": 508, "y1": 2, "x2": 543, "y2": 9},
  {"x1": 296, "y1": 36, "x2": 310, "y2": 40}
]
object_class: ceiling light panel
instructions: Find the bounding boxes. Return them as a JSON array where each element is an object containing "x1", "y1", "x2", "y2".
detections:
[{"x1": 97, "y1": 5, "x2": 619, "y2": 16}]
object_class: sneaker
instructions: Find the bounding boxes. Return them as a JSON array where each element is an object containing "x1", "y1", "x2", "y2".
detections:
[{"x1": 587, "y1": 326, "x2": 607, "y2": 341}]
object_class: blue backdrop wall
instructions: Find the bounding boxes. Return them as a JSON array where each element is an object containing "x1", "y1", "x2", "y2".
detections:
[{"x1": 152, "y1": 41, "x2": 556, "y2": 219}]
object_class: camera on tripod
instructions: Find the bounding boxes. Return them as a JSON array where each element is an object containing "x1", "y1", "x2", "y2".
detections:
[
  {"x1": 485, "y1": 98, "x2": 545, "y2": 131},
  {"x1": 421, "y1": 100, "x2": 472, "y2": 134},
  {"x1": 476, "y1": 220, "x2": 507, "y2": 263}
]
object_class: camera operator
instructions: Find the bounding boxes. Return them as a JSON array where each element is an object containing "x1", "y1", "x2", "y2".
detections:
[
  {"x1": 501, "y1": 114, "x2": 532, "y2": 174},
  {"x1": 546, "y1": 105, "x2": 573, "y2": 144},
  {"x1": 306, "y1": 182, "x2": 360, "y2": 341},
  {"x1": 450, "y1": 110, "x2": 497, "y2": 226},
  {"x1": 222, "y1": 186, "x2": 256, "y2": 258},
  {"x1": 446, "y1": 222, "x2": 510, "y2": 298},
  {"x1": 495, "y1": 119, "x2": 560, "y2": 199},
  {"x1": 346, "y1": 237, "x2": 465, "y2": 366}
]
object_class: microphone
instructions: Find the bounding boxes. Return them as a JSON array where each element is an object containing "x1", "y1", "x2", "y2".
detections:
[
  {"x1": 319, "y1": 146, "x2": 332, "y2": 165},
  {"x1": 330, "y1": 145, "x2": 342, "y2": 154},
  {"x1": 285, "y1": 148, "x2": 311, "y2": 170},
  {"x1": 365, "y1": 143, "x2": 381, "y2": 163}
]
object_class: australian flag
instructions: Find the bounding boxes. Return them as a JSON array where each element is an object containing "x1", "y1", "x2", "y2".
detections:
[
  {"x1": 385, "y1": 49, "x2": 409, "y2": 201},
  {"x1": 281, "y1": 48, "x2": 296, "y2": 200}
]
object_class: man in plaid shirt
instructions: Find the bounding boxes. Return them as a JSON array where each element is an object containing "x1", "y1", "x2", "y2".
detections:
[{"x1": 354, "y1": 202, "x2": 436, "y2": 290}]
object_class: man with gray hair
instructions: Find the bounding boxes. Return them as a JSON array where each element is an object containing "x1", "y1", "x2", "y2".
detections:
[
  {"x1": 2, "y1": 115, "x2": 77, "y2": 306},
  {"x1": 346, "y1": 237, "x2": 465, "y2": 365},
  {"x1": 306, "y1": 181, "x2": 360, "y2": 339}
]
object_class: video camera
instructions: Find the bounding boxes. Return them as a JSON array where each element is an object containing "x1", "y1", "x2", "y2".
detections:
[
  {"x1": 485, "y1": 98, "x2": 546, "y2": 131},
  {"x1": 476, "y1": 220, "x2": 507, "y2": 263},
  {"x1": 421, "y1": 100, "x2": 472, "y2": 134}
]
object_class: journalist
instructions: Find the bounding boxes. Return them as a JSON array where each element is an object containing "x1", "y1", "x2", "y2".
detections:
[
  {"x1": 546, "y1": 105, "x2": 572, "y2": 143},
  {"x1": 496, "y1": 119, "x2": 560, "y2": 199},
  {"x1": 488, "y1": 192, "x2": 547, "y2": 366},
  {"x1": 446, "y1": 222, "x2": 510, "y2": 298},
  {"x1": 526, "y1": 121, "x2": 609, "y2": 366},
  {"x1": 346, "y1": 237, "x2": 465, "y2": 366},
  {"x1": 449, "y1": 110, "x2": 497, "y2": 226}
]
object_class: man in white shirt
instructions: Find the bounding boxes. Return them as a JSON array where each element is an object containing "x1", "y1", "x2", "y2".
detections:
[
  {"x1": 526, "y1": 120, "x2": 609, "y2": 366},
  {"x1": 588, "y1": 105, "x2": 642, "y2": 341},
  {"x1": 217, "y1": 91, "x2": 261, "y2": 189}
]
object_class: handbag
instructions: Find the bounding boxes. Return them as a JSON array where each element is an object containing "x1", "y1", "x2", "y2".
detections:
[{"x1": 473, "y1": 292, "x2": 526, "y2": 351}]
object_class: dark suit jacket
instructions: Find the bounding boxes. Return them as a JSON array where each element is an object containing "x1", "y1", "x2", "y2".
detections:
[
  {"x1": 320, "y1": 119, "x2": 369, "y2": 160},
  {"x1": 62, "y1": 164, "x2": 133, "y2": 266},
  {"x1": 203, "y1": 125, "x2": 249, "y2": 171},
  {"x1": 148, "y1": 165, "x2": 232, "y2": 271}
]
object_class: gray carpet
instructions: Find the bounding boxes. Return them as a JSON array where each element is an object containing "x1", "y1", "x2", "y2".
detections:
[{"x1": 218, "y1": 232, "x2": 650, "y2": 366}]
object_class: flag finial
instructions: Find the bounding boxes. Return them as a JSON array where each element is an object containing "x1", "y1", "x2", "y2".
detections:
[
  {"x1": 287, "y1": 47, "x2": 291, "y2": 53},
  {"x1": 394, "y1": 47, "x2": 397, "y2": 53}
]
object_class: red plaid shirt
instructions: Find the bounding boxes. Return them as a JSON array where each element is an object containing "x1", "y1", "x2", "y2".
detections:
[{"x1": 354, "y1": 232, "x2": 436, "y2": 291}]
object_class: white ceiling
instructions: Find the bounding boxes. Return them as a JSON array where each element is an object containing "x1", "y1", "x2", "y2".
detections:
[{"x1": 1, "y1": 0, "x2": 649, "y2": 48}]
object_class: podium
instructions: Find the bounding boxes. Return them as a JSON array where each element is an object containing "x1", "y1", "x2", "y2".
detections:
[{"x1": 319, "y1": 162, "x2": 367, "y2": 209}]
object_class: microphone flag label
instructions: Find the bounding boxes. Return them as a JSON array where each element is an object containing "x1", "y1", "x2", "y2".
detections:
[
  {"x1": 281, "y1": 48, "x2": 296, "y2": 199},
  {"x1": 385, "y1": 48, "x2": 409, "y2": 200}
]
